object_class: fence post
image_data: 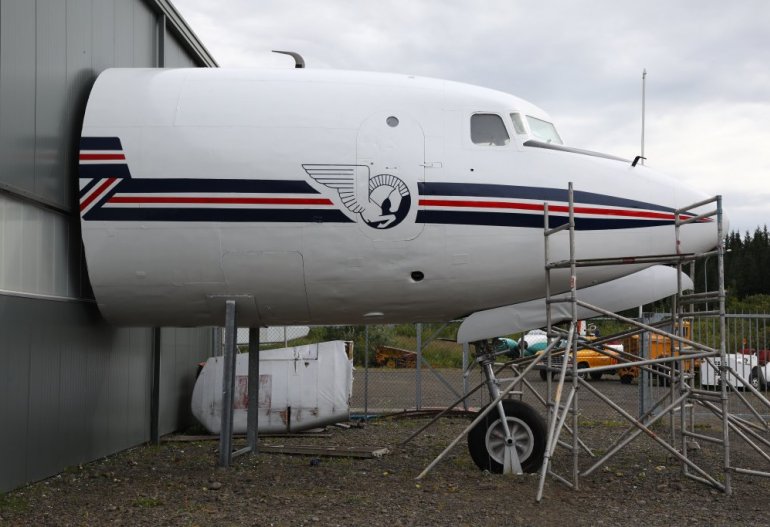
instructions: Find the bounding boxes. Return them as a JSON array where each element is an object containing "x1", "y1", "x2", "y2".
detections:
[
  {"x1": 462, "y1": 342, "x2": 469, "y2": 411},
  {"x1": 638, "y1": 315, "x2": 651, "y2": 419},
  {"x1": 416, "y1": 323, "x2": 422, "y2": 410}
]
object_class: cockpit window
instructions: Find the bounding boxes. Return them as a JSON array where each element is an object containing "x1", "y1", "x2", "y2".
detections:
[
  {"x1": 510, "y1": 113, "x2": 526, "y2": 134},
  {"x1": 471, "y1": 114, "x2": 510, "y2": 146},
  {"x1": 526, "y1": 116, "x2": 563, "y2": 145}
]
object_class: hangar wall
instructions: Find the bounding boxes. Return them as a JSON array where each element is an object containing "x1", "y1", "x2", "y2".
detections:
[{"x1": 0, "y1": 0, "x2": 218, "y2": 492}]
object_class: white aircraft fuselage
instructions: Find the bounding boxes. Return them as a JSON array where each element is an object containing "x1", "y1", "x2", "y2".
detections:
[{"x1": 79, "y1": 68, "x2": 717, "y2": 329}]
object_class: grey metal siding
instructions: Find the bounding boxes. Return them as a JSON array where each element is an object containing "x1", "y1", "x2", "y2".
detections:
[
  {"x1": 0, "y1": 0, "x2": 213, "y2": 211},
  {"x1": 0, "y1": 0, "x2": 37, "y2": 196},
  {"x1": 0, "y1": 295, "x2": 215, "y2": 493},
  {"x1": 159, "y1": 328, "x2": 213, "y2": 434},
  {"x1": 0, "y1": 0, "x2": 217, "y2": 492},
  {"x1": 165, "y1": 31, "x2": 198, "y2": 68},
  {"x1": 0, "y1": 194, "x2": 85, "y2": 298}
]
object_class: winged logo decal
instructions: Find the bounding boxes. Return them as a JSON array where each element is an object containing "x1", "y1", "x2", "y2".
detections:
[{"x1": 303, "y1": 164, "x2": 411, "y2": 229}]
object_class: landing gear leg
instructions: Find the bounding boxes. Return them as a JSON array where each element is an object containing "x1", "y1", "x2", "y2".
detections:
[{"x1": 467, "y1": 342, "x2": 546, "y2": 474}]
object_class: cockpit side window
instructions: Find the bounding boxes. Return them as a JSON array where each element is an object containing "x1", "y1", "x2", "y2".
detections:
[
  {"x1": 510, "y1": 113, "x2": 526, "y2": 134},
  {"x1": 526, "y1": 116, "x2": 563, "y2": 145},
  {"x1": 470, "y1": 113, "x2": 510, "y2": 146}
]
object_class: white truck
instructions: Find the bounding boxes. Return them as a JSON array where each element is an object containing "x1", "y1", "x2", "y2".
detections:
[{"x1": 700, "y1": 353, "x2": 769, "y2": 390}]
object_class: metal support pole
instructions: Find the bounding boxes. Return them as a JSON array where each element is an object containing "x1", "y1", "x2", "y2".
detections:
[
  {"x1": 567, "y1": 183, "x2": 580, "y2": 490},
  {"x1": 543, "y1": 203, "x2": 554, "y2": 440},
  {"x1": 219, "y1": 300, "x2": 237, "y2": 468},
  {"x1": 462, "y1": 342, "x2": 470, "y2": 411},
  {"x1": 416, "y1": 323, "x2": 422, "y2": 410},
  {"x1": 247, "y1": 327, "x2": 260, "y2": 454},
  {"x1": 364, "y1": 326, "x2": 369, "y2": 420},
  {"x1": 157, "y1": 14, "x2": 166, "y2": 68},
  {"x1": 717, "y1": 195, "x2": 731, "y2": 495},
  {"x1": 640, "y1": 68, "x2": 646, "y2": 166},
  {"x1": 150, "y1": 327, "x2": 161, "y2": 445}
]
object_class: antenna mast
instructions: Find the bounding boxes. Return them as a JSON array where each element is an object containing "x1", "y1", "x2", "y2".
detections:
[{"x1": 641, "y1": 68, "x2": 647, "y2": 166}]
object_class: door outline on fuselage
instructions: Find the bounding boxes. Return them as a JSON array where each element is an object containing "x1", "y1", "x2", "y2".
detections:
[{"x1": 356, "y1": 112, "x2": 425, "y2": 241}]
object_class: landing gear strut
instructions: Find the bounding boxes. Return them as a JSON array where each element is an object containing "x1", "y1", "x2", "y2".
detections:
[{"x1": 467, "y1": 341, "x2": 546, "y2": 474}]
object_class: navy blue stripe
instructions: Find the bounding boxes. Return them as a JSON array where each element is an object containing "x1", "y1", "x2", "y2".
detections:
[
  {"x1": 79, "y1": 164, "x2": 131, "y2": 178},
  {"x1": 418, "y1": 182, "x2": 673, "y2": 214},
  {"x1": 115, "y1": 178, "x2": 320, "y2": 194},
  {"x1": 79, "y1": 179, "x2": 99, "y2": 198},
  {"x1": 83, "y1": 207, "x2": 354, "y2": 223},
  {"x1": 416, "y1": 210, "x2": 673, "y2": 231},
  {"x1": 79, "y1": 137, "x2": 122, "y2": 150}
]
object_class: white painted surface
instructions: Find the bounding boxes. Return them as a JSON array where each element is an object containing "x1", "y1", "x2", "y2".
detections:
[
  {"x1": 80, "y1": 68, "x2": 719, "y2": 331},
  {"x1": 190, "y1": 340, "x2": 353, "y2": 434},
  {"x1": 700, "y1": 353, "x2": 760, "y2": 388}
]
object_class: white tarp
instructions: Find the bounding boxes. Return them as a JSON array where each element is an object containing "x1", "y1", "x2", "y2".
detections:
[
  {"x1": 191, "y1": 340, "x2": 353, "y2": 434},
  {"x1": 457, "y1": 265, "x2": 694, "y2": 343}
]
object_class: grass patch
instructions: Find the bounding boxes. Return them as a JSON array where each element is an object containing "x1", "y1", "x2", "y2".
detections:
[
  {"x1": 134, "y1": 497, "x2": 163, "y2": 508},
  {"x1": 579, "y1": 419, "x2": 627, "y2": 428},
  {"x1": 0, "y1": 493, "x2": 29, "y2": 514}
]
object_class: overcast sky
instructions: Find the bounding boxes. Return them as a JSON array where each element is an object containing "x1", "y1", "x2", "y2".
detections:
[{"x1": 172, "y1": 0, "x2": 769, "y2": 234}]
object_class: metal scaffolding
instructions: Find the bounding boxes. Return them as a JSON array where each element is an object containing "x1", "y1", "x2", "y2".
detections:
[
  {"x1": 412, "y1": 182, "x2": 770, "y2": 501},
  {"x1": 536, "y1": 184, "x2": 770, "y2": 500}
]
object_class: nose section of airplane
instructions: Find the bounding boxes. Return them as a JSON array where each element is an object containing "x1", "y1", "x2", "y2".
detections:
[{"x1": 670, "y1": 177, "x2": 725, "y2": 254}]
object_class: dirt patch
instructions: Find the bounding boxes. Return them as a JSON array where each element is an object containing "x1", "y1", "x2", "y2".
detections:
[{"x1": 1, "y1": 415, "x2": 768, "y2": 526}]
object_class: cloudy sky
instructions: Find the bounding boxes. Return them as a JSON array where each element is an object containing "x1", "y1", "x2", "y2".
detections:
[{"x1": 172, "y1": 0, "x2": 769, "y2": 234}]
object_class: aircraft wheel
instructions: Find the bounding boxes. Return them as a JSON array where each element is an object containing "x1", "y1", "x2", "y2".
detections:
[
  {"x1": 467, "y1": 399, "x2": 546, "y2": 474},
  {"x1": 750, "y1": 368, "x2": 766, "y2": 390}
]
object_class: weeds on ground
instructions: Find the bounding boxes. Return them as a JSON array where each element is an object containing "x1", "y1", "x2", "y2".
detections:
[
  {"x1": 0, "y1": 492, "x2": 29, "y2": 514},
  {"x1": 134, "y1": 496, "x2": 163, "y2": 508},
  {"x1": 579, "y1": 419, "x2": 627, "y2": 428}
]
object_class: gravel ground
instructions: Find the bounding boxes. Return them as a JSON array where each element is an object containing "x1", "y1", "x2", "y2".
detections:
[{"x1": 2, "y1": 411, "x2": 770, "y2": 527}]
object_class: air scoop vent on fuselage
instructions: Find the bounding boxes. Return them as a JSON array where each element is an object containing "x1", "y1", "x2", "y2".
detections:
[{"x1": 523, "y1": 139, "x2": 628, "y2": 163}]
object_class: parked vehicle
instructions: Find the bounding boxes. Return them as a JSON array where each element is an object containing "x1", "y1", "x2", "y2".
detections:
[
  {"x1": 739, "y1": 348, "x2": 770, "y2": 366},
  {"x1": 620, "y1": 322, "x2": 696, "y2": 385},
  {"x1": 700, "y1": 353, "x2": 769, "y2": 390}
]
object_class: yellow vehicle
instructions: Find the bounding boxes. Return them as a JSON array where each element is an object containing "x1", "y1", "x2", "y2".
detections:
[
  {"x1": 621, "y1": 321, "x2": 694, "y2": 385},
  {"x1": 538, "y1": 336, "x2": 629, "y2": 382},
  {"x1": 573, "y1": 345, "x2": 627, "y2": 382},
  {"x1": 537, "y1": 322, "x2": 693, "y2": 384}
]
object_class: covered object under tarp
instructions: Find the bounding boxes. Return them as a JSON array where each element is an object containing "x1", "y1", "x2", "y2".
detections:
[{"x1": 191, "y1": 341, "x2": 353, "y2": 434}]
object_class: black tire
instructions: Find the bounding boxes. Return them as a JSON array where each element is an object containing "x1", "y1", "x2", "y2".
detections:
[
  {"x1": 620, "y1": 374, "x2": 633, "y2": 385},
  {"x1": 577, "y1": 362, "x2": 590, "y2": 380},
  {"x1": 539, "y1": 369, "x2": 548, "y2": 381},
  {"x1": 468, "y1": 400, "x2": 546, "y2": 474},
  {"x1": 750, "y1": 368, "x2": 766, "y2": 391},
  {"x1": 590, "y1": 371, "x2": 603, "y2": 381}
]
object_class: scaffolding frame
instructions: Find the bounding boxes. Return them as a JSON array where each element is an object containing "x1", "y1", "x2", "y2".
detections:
[
  {"x1": 536, "y1": 184, "x2": 770, "y2": 500},
  {"x1": 412, "y1": 183, "x2": 770, "y2": 501}
]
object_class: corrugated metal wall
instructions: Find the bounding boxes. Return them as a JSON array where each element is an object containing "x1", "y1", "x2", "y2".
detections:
[{"x1": 0, "y1": 0, "x2": 217, "y2": 492}]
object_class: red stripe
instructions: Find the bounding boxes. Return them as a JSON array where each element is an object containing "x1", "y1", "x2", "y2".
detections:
[
  {"x1": 418, "y1": 199, "x2": 680, "y2": 221},
  {"x1": 79, "y1": 153, "x2": 125, "y2": 161},
  {"x1": 80, "y1": 178, "x2": 117, "y2": 212},
  {"x1": 107, "y1": 196, "x2": 334, "y2": 206}
]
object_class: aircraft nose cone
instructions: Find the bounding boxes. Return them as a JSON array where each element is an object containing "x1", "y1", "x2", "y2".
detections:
[{"x1": 676, "y1": 190, "x2": 725, "y2": 254}]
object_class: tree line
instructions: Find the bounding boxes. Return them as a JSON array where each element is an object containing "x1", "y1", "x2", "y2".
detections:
[{"x1": 692, "y1": 225, "x2": 770, "y2": 310}]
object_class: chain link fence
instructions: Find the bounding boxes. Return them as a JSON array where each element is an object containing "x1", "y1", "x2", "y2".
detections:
[{"x1": 219, "y1": 313, "x2": 770, "y2": 422}]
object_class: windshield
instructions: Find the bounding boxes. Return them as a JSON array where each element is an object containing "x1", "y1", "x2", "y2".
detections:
[{"x1": 526, "y1": 116, "x2": 563, "y2": 145}]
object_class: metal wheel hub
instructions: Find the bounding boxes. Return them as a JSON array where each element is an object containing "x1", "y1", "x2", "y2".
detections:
[{"x1": 484, "y1": 415, "x2": 534, "y2": 465}]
